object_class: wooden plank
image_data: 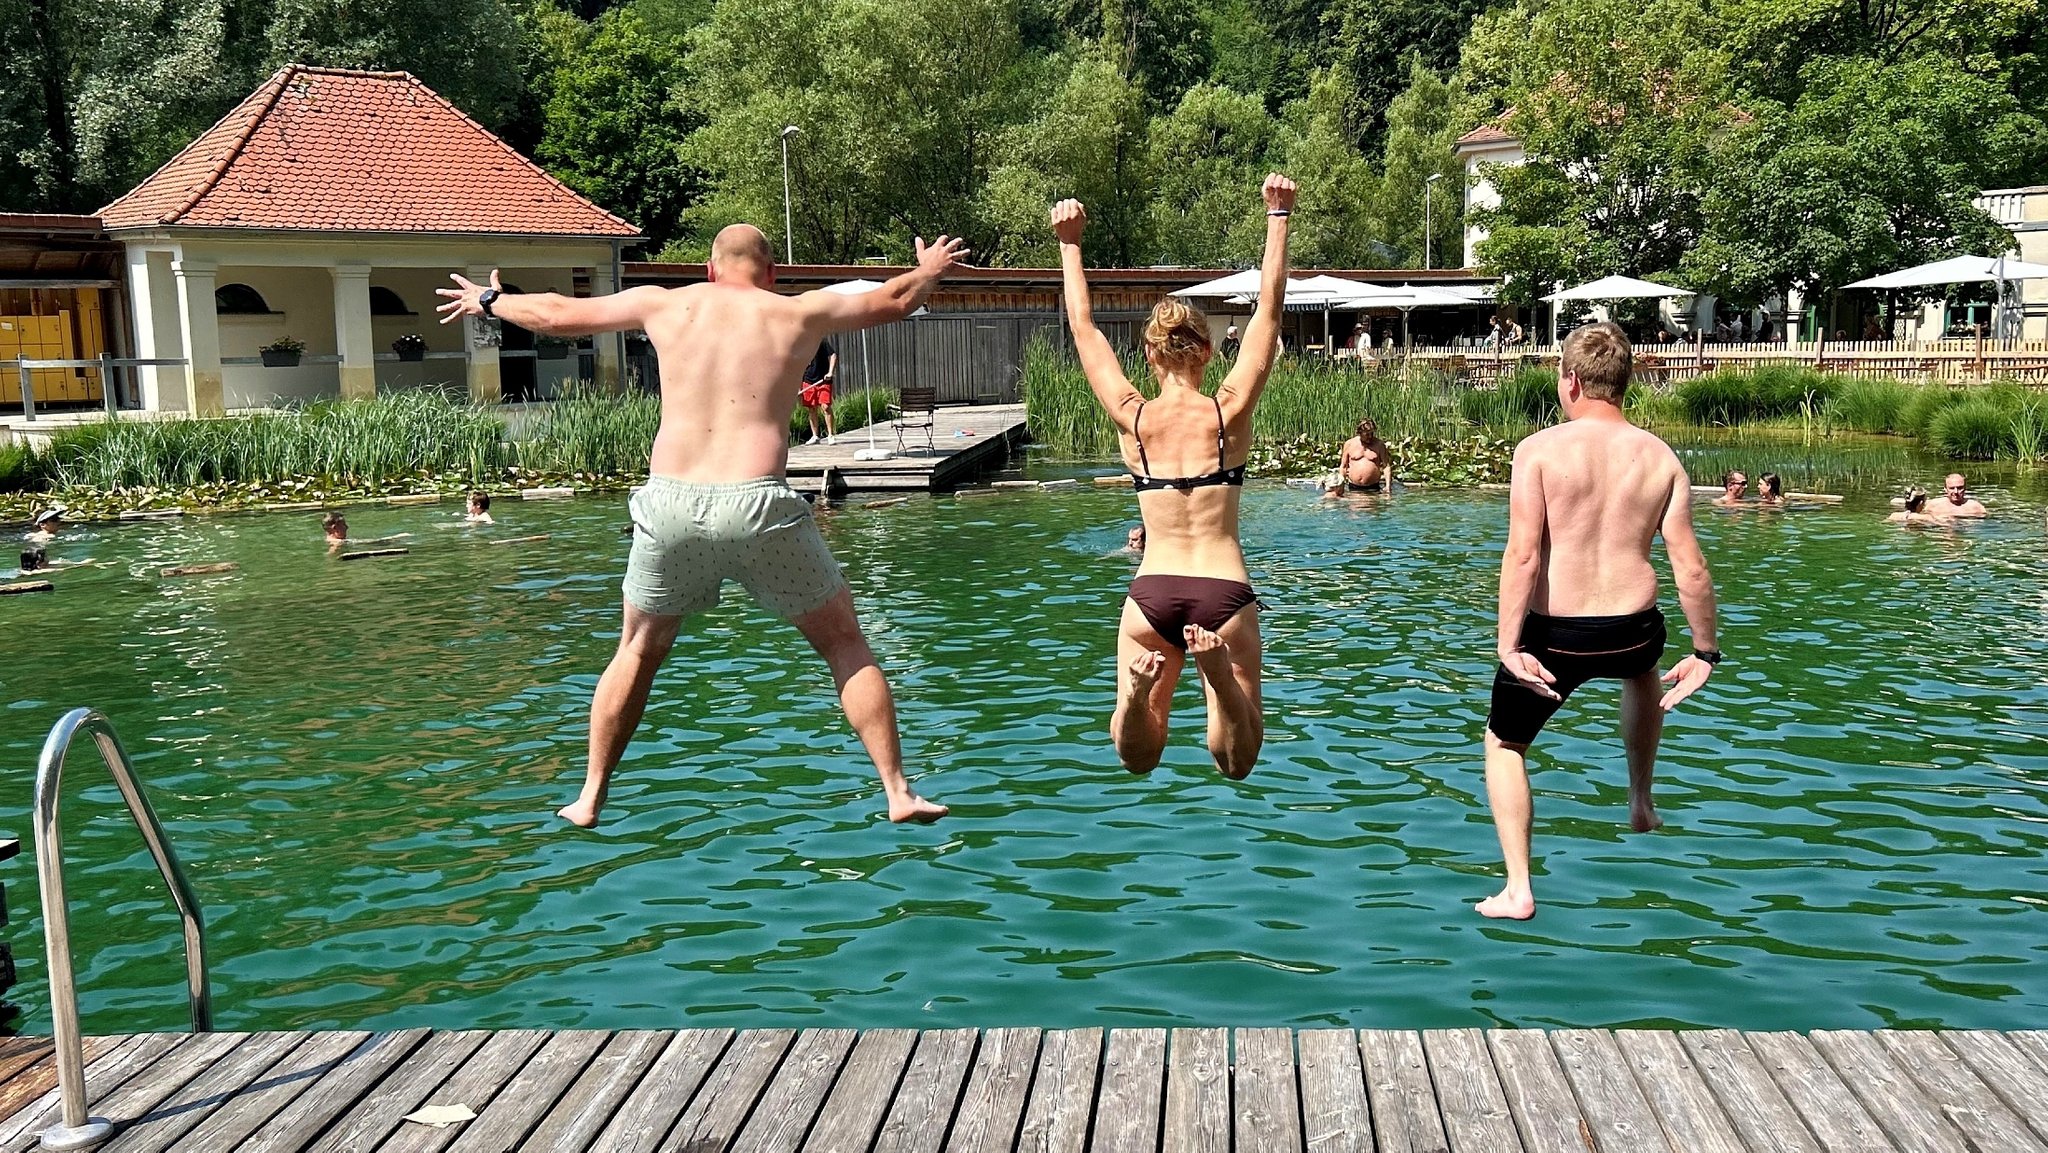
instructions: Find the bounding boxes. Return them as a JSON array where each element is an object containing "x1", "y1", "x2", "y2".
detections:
[
  {"x1": 1809, "y1": 1030, "x2": 1967, "y2": 1153},
  {"x1": 1015, "y1": 1029, "x2": 1101, "y2": 1153},
  {"x1": 0, "y1": 1035, "x2": 118, "y2": 1120},
  {"x1": 803, "y1": 1028, "x2": 918, "y2": 1153},
  {"x1": 1234, "y1": 1027, "x2": 1302, "y2": 1153},
  {"x1": 1419, "y1": 1030, "x2": 1520, "y2": 1153},
  {"x1": 519, "y1": 1030, "x2": 674, "y2": 1153},
  {"x1": 0, "y1": 1040, "x2": 54, "y2": 1094},
  {"x1": 1484, "y1": 1030, "x2": 1590, "y2": 1153},
  {"x1": 1677, "y1": 1031, "x2": 1823, "y2": 1153},
  {"x1": 340, "y1": 547, "x2": 409, "y2": 560},
  {"x1": 378, "y1": 1029, "x2": 551, "y2": 1153},
  {"x1": 589, "y1": 1028, "x2": 734, "y2": 1153},
  {"x1": 173, "y1": 1031, "x2": 379, "y2": 1152},
  {"x1": 873, "y1": 1029, "x2": 978, "y2": 1153},
  {"x1": 1941, "y1": 1031, "x2": 2048, "y2": 1146},
  {"x1": 1875, "y1": 1031, "x2": 2042, "y2": 1153},
  {"x1": 1743, "y1": 1031, "x2": 1895, "y2": 1152},
  {"x1": 945, "y1": 1027, "x2": 1042, "y2": 1153},
  {"x1": 660, "y1": 1028, "x2": 797, "y2": 1153},
  {"x1": 1607, "y1": 1031, "x2": 1745, "y2": 1153},
  {"x1": 1088, "y1": 1029, "x2": 1166, "y2": 1153},
  {"x1": 728, "y1": 1029, "x2": 857, "y2": 1153},
  {"x1": 0, "y1": 581, "x2": 53, "y2": 595},
  {"x1": 1547, "y1": 1030, "x2": 1671, "y2": 1153},
  {"x1": 1162, "y1": 1028, "x2": 1229, "y2": 1153},
  {"x1": 300, "y1": 1029, "x2": 492, "y2": 1153},
  {"x1": 439, "y1": 1030, "x2": 609, "y2": 1153},
  {"x1": 236, "y1": 1028, "x2": 434, "y2": 1153},
  {"x1": 1298, "y1": 1030, "x2": 1371, "y2": 1153},
  {"x1": 1361, "y1": 1030, "x2": 1451, "y2": 1153},
  {"x1": 1, "y1": 1031, "x2": 243, "y2": 1153},
  {"x1": 0, "y1": 1033, "x2": 185, "y2": 1150},
  {"x1": 2011, "y1": 1031, "x2": 2048, "y2": 1073},
  {"x1": 104, "y1": 1031, "x2": 310, "y2": 1153}
]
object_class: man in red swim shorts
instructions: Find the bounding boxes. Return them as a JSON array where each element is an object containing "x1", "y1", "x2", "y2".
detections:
[{"x1": 799, "y1": 338, "x2": 837, "y2": 444}]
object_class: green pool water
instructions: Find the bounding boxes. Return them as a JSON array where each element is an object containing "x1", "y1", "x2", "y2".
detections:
[{"x1": 3, "y1": 438, "x2": 2046, "y2": 1037}]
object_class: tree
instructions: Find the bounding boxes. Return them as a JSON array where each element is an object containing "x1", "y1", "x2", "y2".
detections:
[
  {"x1": 1325, "y1": 0, "x2": 1498, "y2": 149},
  {"x1": 1146, "y1": 84, "x2": 1274, "y2": 265},
  {"x1": 537, "y1": 9, "x2": 697, "y2": 251},
  {"x1": 1378, "y1": 55, "x2": 1474, "y2": 267},
  {"x1": 1272, "y1": 68, "x2": 1382, "y2": 268},
  {"x1": 979, "y1": 52, "x2": 1153, "y2": 265},
  {"x1": 265, "y1": 0, "x2": 529, "y2": 130}
]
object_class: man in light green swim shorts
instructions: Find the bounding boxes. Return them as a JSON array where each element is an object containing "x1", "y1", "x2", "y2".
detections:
[{"x1": 439, "y1": 223, "x2": 967, "y2": 827}]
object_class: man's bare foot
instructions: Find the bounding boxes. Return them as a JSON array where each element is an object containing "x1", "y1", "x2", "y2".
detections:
[
  {"x1": 557, "y1": 799, "x2": 601, "y2": 828},
  {"x1": 1127, "y1": 650, "x2": 1165, "y2": 698},
  {"x1": 889, "y1": 793, "x2": 949, "y2": 823},
  {"x1": 1183, "y1": 624, "x2": 1230, "y2": 673},
  {"x1": 1475, "y1": 887, "x2": 1536, "y2": 920},
  {"x1": 1630, "y1": 805, "x2": 1664, "y2": 833}
]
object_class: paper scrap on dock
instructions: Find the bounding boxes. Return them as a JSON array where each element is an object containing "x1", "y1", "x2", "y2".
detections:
[{"x1": 402, "y1": 1104, "x2": 476, "y2": 1128}]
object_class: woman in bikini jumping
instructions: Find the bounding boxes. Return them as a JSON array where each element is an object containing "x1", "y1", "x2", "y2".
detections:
[{"x1": 1051, "y1": 172, "x2": 1295, "y2": 780}]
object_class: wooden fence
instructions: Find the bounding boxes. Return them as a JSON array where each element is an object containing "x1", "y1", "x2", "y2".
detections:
[{"x1": 1395, "y1": 338, "x2": 2048, "y2": 384}]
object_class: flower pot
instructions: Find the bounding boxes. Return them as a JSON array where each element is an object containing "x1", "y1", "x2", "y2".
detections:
[
  {"x1": 261, "y1": 350, "x2": 301, "y2": 368},
  {"x1": 396, "y1": 348, "x2": 425, "y2": 363}
]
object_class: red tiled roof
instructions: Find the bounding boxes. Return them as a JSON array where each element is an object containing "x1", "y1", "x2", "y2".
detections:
[
  {"x1": 1455, "y1": 122, "x2": 1519, "y2": 148},
  {"x1": 98, "y1": 65, "x2": 640, "y2": 238}
]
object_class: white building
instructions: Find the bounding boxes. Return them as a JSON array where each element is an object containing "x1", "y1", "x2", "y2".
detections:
[
  {"x1": 98, "y1": 64, "x2": 641, "y2": 415},
  {"x1": 1973, "y1": 186, "x2": 2047, "y2": 341}
]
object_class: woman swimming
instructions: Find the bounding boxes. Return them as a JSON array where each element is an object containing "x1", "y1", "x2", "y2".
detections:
[{"x1": 1051, "y1": 173, "x2": 1296, "y2": 779}]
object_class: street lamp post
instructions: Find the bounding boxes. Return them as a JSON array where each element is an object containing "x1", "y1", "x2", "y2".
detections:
[
  {"x1": 1424, "y1": 173, "x2": 1443, "y2": 270},
  {"x1": 779, "y1": 126, "x2": 800, "y2": 265}
]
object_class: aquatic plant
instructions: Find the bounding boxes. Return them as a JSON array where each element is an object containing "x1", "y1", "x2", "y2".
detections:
[
  {"x1": 1899, "y1": 384, "x2": 1962, "y2": 440},
  {"x1": 1830, "y1": 378, "x2": 1914, "y2": 434},
  {"x1": 2011, "y1": 399, "x2": 2046, "y2": 466},
  {"x1": 1928, "y1": 396, "x2": 2017, "y2": 460}
]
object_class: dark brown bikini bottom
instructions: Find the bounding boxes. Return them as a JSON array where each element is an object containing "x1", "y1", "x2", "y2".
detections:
[{"x1": 1127, "y1": 574, "x2": 1259, "y2": 649}]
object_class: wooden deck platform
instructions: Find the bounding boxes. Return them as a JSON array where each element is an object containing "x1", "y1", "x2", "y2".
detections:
[
  {"x1": 3, "y1": 1025, "x2": 2045, "y2": 1151},
  {"x1": 786, "y1": 404, "x2": 1027, "y2": 496}
]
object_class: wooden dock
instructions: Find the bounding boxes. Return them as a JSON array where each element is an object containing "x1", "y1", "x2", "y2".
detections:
[
  {"x1": 2, "y1": 1025, "x2": 2045, "y2": 1151},
  {"x1": 787, "y1": 404, "x2": 1027, "y2": 496}
]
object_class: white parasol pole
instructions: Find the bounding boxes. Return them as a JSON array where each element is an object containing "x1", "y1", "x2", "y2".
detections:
[{"x1": 854, "y1": 329, "x2": 890, "y2": 460}]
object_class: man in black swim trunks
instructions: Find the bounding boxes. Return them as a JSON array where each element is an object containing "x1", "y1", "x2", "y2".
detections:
[{"x1": 1477, "y1": 321, "x2": 1721, "y2": 921}]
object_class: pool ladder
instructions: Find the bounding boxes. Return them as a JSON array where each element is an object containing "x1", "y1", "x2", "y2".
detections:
[{"x1": 32, "y1": 708, "x2": 211, "y2": 1151}]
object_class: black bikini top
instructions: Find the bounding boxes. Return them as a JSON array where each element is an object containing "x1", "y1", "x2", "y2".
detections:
[{"x1": 1129, "y1": 396, "x2": 1247, "y2": 492}]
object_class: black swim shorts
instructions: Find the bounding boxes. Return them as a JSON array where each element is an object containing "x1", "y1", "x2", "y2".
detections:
[{"x1": 1486, "y1": 609, "x2": 1667, "y2": 746}]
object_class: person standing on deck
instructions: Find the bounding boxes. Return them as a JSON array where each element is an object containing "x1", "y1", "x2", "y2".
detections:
[
  {"x1": 799, "y1": 339, "x2": 838, "y2": 445},
  {"x1": 1052, "y1": 173, "x2": 1295, "y2": 781},
  {"x1": 1477, "y1": 322, "x2": 1721, "y2": 920},
  {"x1": 438, "y1": 224, "x2": 965, "y2": 827}
]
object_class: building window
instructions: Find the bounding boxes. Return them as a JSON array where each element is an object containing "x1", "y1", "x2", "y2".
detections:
[
  {"x1": 370, "y1": 287, "x2": 413, "y2": 316},
  {"x1": 215, "y1": 283, "x2": 273, "y2": 314}
]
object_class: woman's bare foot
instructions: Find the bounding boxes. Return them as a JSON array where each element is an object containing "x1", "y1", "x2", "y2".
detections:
[
  {"x1": 1475, "y1": 886, "x2": 1536, "y2": 920},
  {"x1": 1127, "y1": 650, "x2": 1165, "y2": 699},
  {"x1": 889, "y1": 793, "x2": 950, "y2": 823},
  {"x1": 1630, "y1": 804, "x2": 1664, "y2": 833},
  {"x1": 557, "y1": 799, "x2": 601, "y2": 828}
]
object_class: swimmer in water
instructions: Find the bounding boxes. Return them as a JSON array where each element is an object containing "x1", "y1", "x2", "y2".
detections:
[{"x1": 1478, "y1": 322, "x2": 1721, "y2": 921}]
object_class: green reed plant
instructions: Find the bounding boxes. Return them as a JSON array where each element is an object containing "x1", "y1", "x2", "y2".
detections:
[
  {"x1": 786, "y1": 386, "x2": 899, "y2": 442},
  {"x1": 2011, "y1": 399, "x2": 2046, "y2": 466},
  {"x1": 1928, "y1": 395, "x2": 2018, "y2": 459},
  {"x1": 519, "y1": 387, "x2": 660, "y2": 475},
  {"x1": 1829, "y1": 378, "x2": 1914, "y2": 434},
  {"x1": 1899, "y1": 384, "x2": 1962, "y2": 440}
]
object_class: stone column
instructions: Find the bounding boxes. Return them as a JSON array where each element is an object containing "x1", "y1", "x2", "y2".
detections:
[
  {"x1": 463, "y1": 265, "x2": 502, "y2": 404},
  {"x1": 131, "y1": 250, "x2": 188, "y2": 412},
  {"x1": 332, "y1": 264, "x2": 376, "y2": 401},
  {"x1": 591, "y1": 264, "x2": 624, "y2": 389},
  {"x1": 172, "y1": 257, "x2": 223, "y2": 416}
]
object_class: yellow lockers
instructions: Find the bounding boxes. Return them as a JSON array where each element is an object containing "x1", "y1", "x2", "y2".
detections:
[{"x1": 0, "y1": 289, "x2": 105, "y2": 405}]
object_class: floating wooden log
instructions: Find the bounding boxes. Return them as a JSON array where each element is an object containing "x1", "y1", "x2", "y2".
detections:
[
  {"x1": 119, "y1": 508, "x2": 185, "y2": 520},
  {"x1": 993, "y1": 480, "x2": 1038, "y2": 489},
  {"x1": 520, "y1": 487, "x2": 576, "y2": 500},
  {"x1": 260, "y1": 501, "x2": 327, "y2": 513},
  {"x1": 339, "y1": 548, "x2": 409, "y2": 560},
  {"x1": 862, "y1": 498, "x2": 909, "y2": 509},
  {"x1": 1039, "y1": 478, "x2": 1079, "y2": 490},
  {"x1": 489, "y1": 534, "x2": 551, "y2": 546},
  {"x1": 160, "y1": 562, "x2": 239, "y2": 577},
  {"x1": 385, "y1": 494, "x2": 445, "y2": 507},
  {"x1": 0, "y1": 581, "x2": 54, "y2": 595},
  {"x1": 1093, "y1": 475, "x2": 1133, "y2": 487}
]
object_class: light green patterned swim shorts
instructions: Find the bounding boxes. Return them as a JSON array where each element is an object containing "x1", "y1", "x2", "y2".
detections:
[{"x1": 622, "y1": 476, "x2": 846, "y2": 620}]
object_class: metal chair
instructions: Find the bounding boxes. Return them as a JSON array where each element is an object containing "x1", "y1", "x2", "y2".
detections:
[{"x1": 894, "y1": 386, "x2": 937, "y2": 455}]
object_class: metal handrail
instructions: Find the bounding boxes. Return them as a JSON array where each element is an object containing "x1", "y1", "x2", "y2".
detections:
[{"x1": 33, "y1": 709, "x2": 211, "y2": 1151}]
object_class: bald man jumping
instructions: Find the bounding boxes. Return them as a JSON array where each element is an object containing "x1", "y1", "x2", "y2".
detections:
[{"x1": 439, "y1": 225, "x2": 967, "y2": 827}]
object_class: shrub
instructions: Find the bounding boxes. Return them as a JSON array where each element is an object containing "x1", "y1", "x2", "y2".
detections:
[
  {"x1": 0, "y1": 441, "x2": 48, "y2": 493},
  {"x1": 1900, "y1": 385, "x2": 1962, "y2": 440},
  {"x1": 1678, "y1": 366, "x2": 1829, "y2": 425},
  {"x1": 1829, "y1": 378, "x2": 1914, "y2": 434},
  {"x1": 1928, "y1": 397, "x2": 2016, "y2": 459}
]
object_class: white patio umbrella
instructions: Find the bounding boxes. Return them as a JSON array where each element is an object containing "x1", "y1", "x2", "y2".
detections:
[
  {"x1": 1331, "y1": 284, "x2": 1473, "y2": 351},
  {"x1": 1845, "y1": 255, "x2": 2048, "y2": 338},
  {"x1": 1217, "y1": 274, "x2": 1381, "y2": 352},
  {"x1": 820, "y1": 278, "x2": 927, "y2": 461},
  {"x1": 1541, "y1": 275, "x2": 1693, "y2": 343},
  {"x1": 1170, "y1": 269, "x2": 1269, "y2": 299}
]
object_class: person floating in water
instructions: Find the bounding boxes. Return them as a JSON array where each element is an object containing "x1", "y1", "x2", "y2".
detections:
[
  {"x1": 1327, "y1": 417, "x2": 1391, "y2": 496},
  {"x1": 1756, "y1": 473, "x2": 1784, "y2": 506},
  {"x1": 1125, "y1": 525, "x2": 1146, "y2": 554},
  {"x1": 1888, "y1": 488, "x2": 1935, "y2": 524},
  {"x1": 1054, "y1": 172, "x2": 1295, "y2": 781},
  {"x1": 1712, "y1": 470, "x2": 1748, "y2": 506},
  {"x1": 324, "y1": 512, "x2": 349, "y2": 551},
  {"x1": 25, "y1": 508, "x2": 64, "y2": 544},
  {"x1": 1478, "y1": 322, "x2": 1721, "y2": 921},
  {"x1": 466, "y1": 492, "x2": 494, "y2": 524},
  {"x1": 440, "y1": 223, "x2": 964, "y2": 827}
]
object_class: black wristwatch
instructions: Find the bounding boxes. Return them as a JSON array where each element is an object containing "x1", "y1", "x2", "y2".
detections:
[
  {"x1": 477, "y1": 287, "x2": 501, "y2": 318},
  {"x1": 1693, "y1": 648, "x2": 1724, "y2": 666}
]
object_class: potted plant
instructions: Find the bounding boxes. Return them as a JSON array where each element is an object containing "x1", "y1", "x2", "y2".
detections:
[
  {"x1": 536, "y1": 336, "x2": 573, "y2": 361},
  {"x1": 392, "y1": 333, "x2": 427, "y2": 362},
  {"x1": 260, "y1": 335, "x2": 305, "y2": 368}
]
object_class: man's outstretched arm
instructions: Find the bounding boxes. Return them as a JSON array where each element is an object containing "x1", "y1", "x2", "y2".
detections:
[
  {"x1": 795, "y1": 236, "x2": 970, "y2": 334},
  {"x1": 437, "y1": 270, "x2": 665, "y2": 337}
]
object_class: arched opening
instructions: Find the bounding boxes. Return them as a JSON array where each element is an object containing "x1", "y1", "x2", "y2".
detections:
[
  {"x1": 369, "y1": 287, "x2": 413, "y2": 316},
  {"x1": 214, "y1": 284, "x2": 272, "y2": 314}
]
